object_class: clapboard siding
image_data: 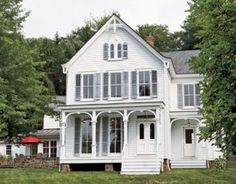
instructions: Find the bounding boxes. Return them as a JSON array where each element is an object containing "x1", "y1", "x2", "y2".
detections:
[{"x1": 66, "y1": 28, "x2": 164, "y2": 105}]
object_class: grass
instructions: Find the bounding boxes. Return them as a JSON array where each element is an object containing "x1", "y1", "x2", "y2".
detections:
[{"x1": 0, "y1": 165, "x2": 236, "y2": 184}]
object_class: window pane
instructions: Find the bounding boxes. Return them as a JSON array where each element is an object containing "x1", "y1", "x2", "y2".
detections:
[
  {"x1": 110, "y1": 44, "x2": 114, "y2": 58},
  {"x1": 118, "y1": 44, "x2": 122, "y2": 58},
  {"x1": 144, "y1": 71, "x2": 150, "y2": 83},
  {"x1": 185, "y1": 129, "x2": 193, "y2": 144},
  {"x1": 123, "y1": 43, "x2": 128, "y2": 58},
  {"x1": 139, "y1": 124, "x2": 144, "y2": 139},
  {"x1": 184, "y1": 96, "x2": 189, "y2": 106},
  {"x1": 184, "y1": 85, "x2": 188, "y2": 94},
  {"x1": 81, "y1": 120, "x2": 92, "y2": 153},
  {"x1": 111, "y1": 74, "x2": 115, "y2": 84},
  {"x1": 102, "y1": 116, "x2": 109, "y2": 156},
  {"x1": 83, "y1": 75, "x2": 88, "y2": 85},
  {"x1": 189, "y1": 95, "x2": 194, "y2": 106},
  {"x1": 196, "y1": 95, "x2": 200, "y2": 106},
  {"x1": 74, "y1": 117, "x2": 81, "y2": 154},
  {"x1": 139, "y1": 72, "x2": 144, "y2": 83},
  {"x1": 189, "y1": 85, "x2": 194, "y2": 94},
  {"x1": 150, "y1": 123, "x2": 155, "y2": 139}
]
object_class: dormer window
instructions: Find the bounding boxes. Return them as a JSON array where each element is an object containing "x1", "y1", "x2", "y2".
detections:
[{"x1": 103, "y1": 43, "x2": 128, "y2": 60}]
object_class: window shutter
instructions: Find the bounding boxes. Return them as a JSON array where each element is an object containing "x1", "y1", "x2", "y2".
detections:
[
  {"x1": 131, "y1": 71, "x2": 137, "y2": 98},
  {"x1": 151, "y1": 70, "x2": 158, "y2": 98},
  {"x1": 122, "y1": 72, "x2": 129, "y2": 99},
  {"x1": 195, "y1": 83, "x2": 200, "y2": 106},
  {"x1": 94, "y1": 73, "x2": 101, "y2": 100},
  {"x1": 103, "y1": 43, "x2": 108, "y2": 60},
  {"x1": 75, "y1": 74, "x2": 81, "y2": 100},
  {"x1": 177, "y1": 84, "x2": 183, "y2": 109},
  {"x1": 74, "y1": 117, "x2": 81, "y2": 154},
  {"x1": 103, "y1": 73, "x2": 109, "y2": 100}
]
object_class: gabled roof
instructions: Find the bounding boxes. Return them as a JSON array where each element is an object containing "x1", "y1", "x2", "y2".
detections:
[
  {"x1": 62, "y1": 14, "x2": 170, "y2": 73},
  {"x1": 162, "y1": 50, "x2": 200, "y2": 74}
]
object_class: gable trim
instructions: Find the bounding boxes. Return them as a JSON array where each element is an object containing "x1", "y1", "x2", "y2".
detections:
[{"x1": 62, "y1": 14, "x2": 171, "y2": 74}]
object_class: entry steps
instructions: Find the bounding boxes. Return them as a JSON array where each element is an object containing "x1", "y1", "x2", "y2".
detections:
[
  {"x1": 171, "y1": 160, "x2": 207, "y2": 168},
  {"x1": 121, "y1": 157, "x2": 161, "y2": 175}
]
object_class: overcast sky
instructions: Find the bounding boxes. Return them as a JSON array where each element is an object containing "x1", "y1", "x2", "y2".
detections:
[{"x1": 22, "y1": 0, "x2": 190, "y2": 38}]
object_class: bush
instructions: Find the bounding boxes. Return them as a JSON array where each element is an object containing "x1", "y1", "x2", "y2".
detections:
[{"x1": 214, "y1": 156, "x2": 227, "y2": 171}]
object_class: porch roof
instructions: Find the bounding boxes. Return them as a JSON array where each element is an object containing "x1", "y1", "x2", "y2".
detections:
[{"x1": 58, "y1": 100, "x2": 165, "y2": 111}]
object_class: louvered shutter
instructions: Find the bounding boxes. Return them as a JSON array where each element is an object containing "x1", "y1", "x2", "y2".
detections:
[
  {"x1": 75, "y1": 74, "x2": 81, "y2": 100},
  {"x1": 131, "y1": 71, "x2": 137, "y2": 98},
  {"x1": 103, "y1": 73, "x2": 109, "y2": 100},
  {"x1": 94, "y1": 73, "x2": 101, "y2": 100},
  {"x1": 177, "y1": 84, "x2": 183, "y2": 109},
  {"x1": 103, "y1": 43, "x2": 108, "y2": 60},
  {"x1": 151, "y1": 70, "x2": 158, "y2": 97},
  {"x1": 122, "y1": 72, "x2": 129, "y2": 99}
]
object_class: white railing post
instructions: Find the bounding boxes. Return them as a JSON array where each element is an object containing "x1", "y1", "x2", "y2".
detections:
[
  {"x1": 92, "y1": 111, "x2": 97, "y2": 158},
  {"x1": 122, "y1": 109, "x2": 128, "y2": 158}
]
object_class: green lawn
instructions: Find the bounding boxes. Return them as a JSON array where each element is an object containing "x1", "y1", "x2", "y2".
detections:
[{"x1": 0, "y1": 165, "x2": 235, "y2": 184}]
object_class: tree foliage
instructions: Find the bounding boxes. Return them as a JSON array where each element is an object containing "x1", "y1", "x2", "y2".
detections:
[
  {"x1": 188, "y1": 0, "x2": 236, "y2": 156},
  {"x1": 0, "y1": 0, "x2": 54, "y2": 141},
  {"x1": 137, "y1": 24, "x2": 178, "y2": 51}
]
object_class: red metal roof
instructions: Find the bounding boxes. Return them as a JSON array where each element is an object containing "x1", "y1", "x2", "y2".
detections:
[{"x1": 20, "y1": 136, "x2": 43, "y2": 144}]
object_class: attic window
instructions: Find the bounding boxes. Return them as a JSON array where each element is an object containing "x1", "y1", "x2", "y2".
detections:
[{"x1": 103, "y1": 43, "x2": 128, "y2": 61}]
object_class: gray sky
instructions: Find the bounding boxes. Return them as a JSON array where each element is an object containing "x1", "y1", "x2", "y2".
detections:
[{"x1": 22, "y1": 0, "x2": 190, "y2": 38}]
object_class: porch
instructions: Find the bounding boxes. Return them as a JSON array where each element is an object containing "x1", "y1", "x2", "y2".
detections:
[{"x1": 59, "y1": 102, "x2": 164, "y2": 173}]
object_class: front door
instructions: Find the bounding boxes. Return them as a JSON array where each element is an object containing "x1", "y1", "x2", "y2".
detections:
[
  {"x1": 184, "y1": 128, "x2": 195, "y2": 157},
  {"x1": 137, "y1": 122, "x2": 156, "y2": 154}
]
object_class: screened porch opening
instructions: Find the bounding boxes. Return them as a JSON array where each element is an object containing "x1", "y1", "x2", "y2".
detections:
[{"x1": 73, "y1": 113, "x2": 124, "y2": 157}]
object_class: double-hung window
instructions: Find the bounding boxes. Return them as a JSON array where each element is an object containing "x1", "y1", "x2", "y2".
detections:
[
  {"x1": 139, "y1": 71, "x2": 151, "y2": 97},
  {"x1": 110, "y1": 73, "x2": 122, "y2": 98},
  {"x1": 183, "y1": 84, "x2": 200, "y2": 107},
  {"x1": 83, "y1": 74, "x2": 94, "y2": 99}
]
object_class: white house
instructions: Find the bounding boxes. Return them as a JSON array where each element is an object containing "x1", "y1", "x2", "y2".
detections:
[{"x1": 59, "y1": 14, "x2": 220, "y2": 174}]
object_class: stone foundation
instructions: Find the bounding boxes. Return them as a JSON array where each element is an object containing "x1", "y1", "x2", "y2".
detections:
[
  {"x1": 13, "y1": 154, "x2": 59, "y2": 168},
  {"x1": 105, "y1": 163, "x2": 114, "y2": 171}
]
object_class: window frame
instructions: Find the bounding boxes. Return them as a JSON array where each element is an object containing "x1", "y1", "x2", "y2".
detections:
[
  {"x1": 103, "y1": 43, "x2": 128, "y2": 61},
  {"x1": 110, "y1": 72, "x2": 122, "y2": 98},
  {"x1": 43, "y1": 140, "x2": 57, "y2": 158},
  {"x1": 6, "y1": 145, "x2": 12, "y2": 156},
  {"x1": 76, "y1": 73, "x2": 96, "y2": 101},
  {"x1": 182, "y1": 83, "x2": 200, "y2": 108}
]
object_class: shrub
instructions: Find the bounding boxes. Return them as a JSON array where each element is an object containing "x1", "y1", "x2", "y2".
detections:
[{"x1": 214, "y1": 156, "x2": 227, "y2": 171}]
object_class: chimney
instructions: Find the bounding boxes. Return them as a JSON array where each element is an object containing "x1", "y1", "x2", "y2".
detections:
[{"x1": 145, "y1": 34, "x2": 155, "y2": 47}]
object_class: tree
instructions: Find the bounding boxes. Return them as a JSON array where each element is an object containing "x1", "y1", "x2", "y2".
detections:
[
  {"x1": 188, "y1": 0, "x2": 236, "y2": 156},
  {"x1": 137, "y1": 24, "x2": 177, "y2": 51},
  {"x1": 173, "y1": 17, "x2": 201, "y2": 50},
  {"x1": 0, "y1": 0, "x2": 54, "y2": 141}
]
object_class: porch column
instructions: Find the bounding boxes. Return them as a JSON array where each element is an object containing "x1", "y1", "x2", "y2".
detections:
[
  {"x1": 92, "y1": 111, "x2": 97, "y2": 158},
  {"x1": 156, "y1": 109, "x2": 161, "y2": 152},
  {"x1": 123, "y1": 109, "x2": 128, "y2": 156},
  {"x1": 61, "y1": 122, "x2": 66, "y2": 146}
]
